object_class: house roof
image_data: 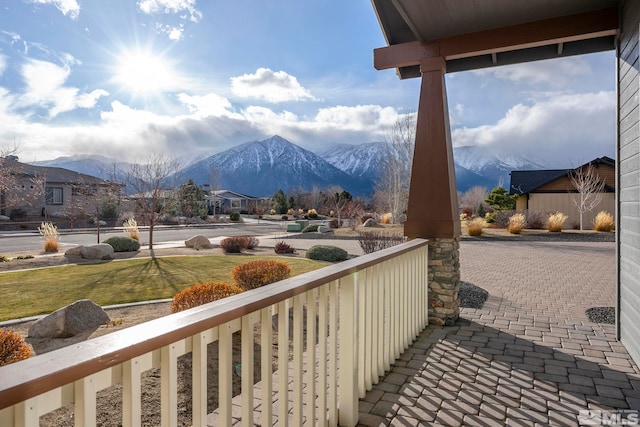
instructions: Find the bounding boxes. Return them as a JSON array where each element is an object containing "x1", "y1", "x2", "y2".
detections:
[
  {"x1": 210, "y1": 190, "x2": 257, "y2": 200},
  {"x1": 509, "y1": 156, "x2": 615, "y2": 195},
  {"x1": 5, "y1": 159, "x2": 112, "y2": 186},
  {"x1": 371, "y1": 0, "x2": 620, "y2": 77}
]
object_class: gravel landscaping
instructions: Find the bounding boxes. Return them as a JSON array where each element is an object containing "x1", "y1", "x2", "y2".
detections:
[
  {"x1": 586, "y1": 306, "x2": 616, "y2": 324},
  {"x1": 459, "y1": 281, "x2": 489, "y2": 309}
]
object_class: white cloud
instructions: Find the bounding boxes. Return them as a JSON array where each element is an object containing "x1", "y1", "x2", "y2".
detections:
[
  {"x1": 18, "y1": 59, "x2": 108, "y2": 118},
  {"x1": 472, "y1": 57, "x2": 591, "y2": 87},
  {"x1": 231, "y1": 68, "x2": 317, "y2": 103},
  {"x1": 177, "y1": 93, "x2": 240, "y2": 118},
  {"x1": 138, "y1": 0, "x2": 202, "y2": 23},
  {"x1": 452, "y1": 91, "x2": 615, "y2": 166},
  {"x1": 0, "y1": 54, "x2": 6, "y2": 76},
  {"x1": 29, "y1": 0, "x2": 80, "y2": 19}
]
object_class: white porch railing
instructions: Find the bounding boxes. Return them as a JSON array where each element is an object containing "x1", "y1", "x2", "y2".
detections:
[{"x1": 0, "y1": 238, "x2": 429, "y2": 427}]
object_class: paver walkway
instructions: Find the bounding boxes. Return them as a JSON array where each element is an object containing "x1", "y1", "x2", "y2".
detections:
[{"x1": 358, "y1": 240, "x2": 640, "y2": 426}]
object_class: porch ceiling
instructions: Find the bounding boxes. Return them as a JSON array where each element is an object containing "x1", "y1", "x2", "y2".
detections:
[{"x1": 371, "y1": 0, "x2": 621, "y2": 76}]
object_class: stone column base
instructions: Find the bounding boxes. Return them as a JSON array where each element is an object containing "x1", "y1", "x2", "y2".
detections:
[{"x1": 428, "y1": 237, "x2": 461, "y2": 326}]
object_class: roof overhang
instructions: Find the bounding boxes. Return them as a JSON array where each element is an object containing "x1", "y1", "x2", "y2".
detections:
[{"x1": 371, "y1": 0, "x2": 620, "y2": 77}]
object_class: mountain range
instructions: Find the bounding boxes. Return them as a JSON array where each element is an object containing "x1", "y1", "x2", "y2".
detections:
[{"x1": 31, "y1": 135, "x2": 547, "y2": 197}]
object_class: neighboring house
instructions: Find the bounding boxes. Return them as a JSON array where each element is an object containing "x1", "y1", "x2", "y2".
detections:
[
  {"x1": 509, "y1": 157, "x2": 615, "y2": 229},
  {"x1": 207, "y1": 190, "x2": 259, "y2": 214},
  {"x1": 0, "y1": 157, "x2": 120, "y2": 219}
]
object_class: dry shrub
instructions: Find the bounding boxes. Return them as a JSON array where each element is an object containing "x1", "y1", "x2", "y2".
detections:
[
  {"x1": 232, "y1": 260, "x2": 291, "y2": 290},
  {"x1": 170, "y1": 282, "x2": 243, "y2": 313},
  {"x1": 220, "y1": 236, "x2": 249, "y2": 253},
  {"x1": 380, "y1": 213, "x2": 393, "y2": 224},
  {"x1": 525, "y1": 210, "x2": 545, "y2": 229},
  {"x1": 507, "y1": 213, "x2": 526, "y2": 234},
  {"x1": 0, "y1": 329, "x2": 33, "y2": 366},
  {"x1": 467, "y1": 218, "x2": 485, "y2": 236},
  {"x1": 274, "y1": 241, "x2": 296, "y2": 254},
  {"x1": 328, "y1": 219, "x2": 343, "y2": 228},
  {"x1": 122, "y1": 217, "x2": 139, "y2": 240},
  {"x1": 593, "y1": 211, "x2": 615, "y2": 231},
  {"x1": 357, "y1": 231, "x2": 405, "y2": 254},
  {"x1": 547, "y1": 212, "x2": 568, "y2": 232},
  {"x1": 38, "y1": 221, "x2": 59, "y2": 253},
  {"x1": 44, "y1": 240, "x2": 60, "y2": 253},
  {"x1": 245, "y1": 236, "x2": 260, "y2": 250}
]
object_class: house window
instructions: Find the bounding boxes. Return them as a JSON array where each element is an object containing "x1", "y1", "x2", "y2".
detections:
[
  {"x1": 45, "y1": 187, "x2": 63, "y2": 205},
  {"x1": 72, "y1": 185, "x2": 97, "y2": 196},
  {"x1": 231, "y1": 199, "x2": 241, "y2": 209}
]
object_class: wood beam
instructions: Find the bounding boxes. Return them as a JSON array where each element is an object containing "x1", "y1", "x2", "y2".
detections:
[{"x1": 374, "y1": 7, "x2": 618, "y2": 71}]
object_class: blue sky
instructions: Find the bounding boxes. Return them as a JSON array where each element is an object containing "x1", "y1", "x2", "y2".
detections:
[{"x1": 0, "y1": 0, "x2": 615, "y2": 167}]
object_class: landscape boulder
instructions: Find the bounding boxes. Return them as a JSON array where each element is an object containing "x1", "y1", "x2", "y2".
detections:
[
  {"x1": 185, "y1": 235, "x2": 212, "y2": 249},
  {"x1": 363, "y1": 218, "x2": 377, "y2": 227},
  {"x1": 317, "y1": 225, "x2": 333, "y2": 233},
  {"x1": 28, "y1": 299, "x2": 110, "y2": 338},
  {"x1": 81, "y1": 243, "x2": 114, "y2": 260},
  {"x1": 65, "y1": 246, "x2": 84, "y2": 257}
]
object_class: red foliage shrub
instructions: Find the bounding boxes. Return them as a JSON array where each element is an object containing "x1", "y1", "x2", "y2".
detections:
[
  {"x1": 219, "y1": 236, "x2": 249, "y2": 253},
  {"x1": 232, "y1": 260, "x2": 291, "y2": 290},
  {"x1": 274, "y1": 241, "x2": 296, "y2": 254},
  {"x1": 245, "y1": 236, "x2": 260, "y2": 250},
  {"x1": 0, "y1": 329, "x2": 33, "y2": 366},
  {"x1": 170, "y1": 282, "x2": 244, "y2": 313}
]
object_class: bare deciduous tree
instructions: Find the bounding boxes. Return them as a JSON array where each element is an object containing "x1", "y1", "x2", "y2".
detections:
[
  {"x1": 324, "y1": 185, "x2": 351, "y2": 227},
  {"x1": 0, "y1": 149, "x2": 45, "y2": 218},
  {"x1": 126, "y1": 153, "x2": 182, "y2": 250},
  {"x1": 373, "y1": 114, "x2": 415, "y2": 223},
  {"x1": 459, "y1": 186, "x2": 489, "y2": 215},
  {"x1": 569, "y1": 164, "x2": 606, "y2": 230}
]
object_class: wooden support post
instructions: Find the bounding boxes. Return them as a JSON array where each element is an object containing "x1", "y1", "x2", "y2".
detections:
[{"x1": 404, "y1": 57, "x2": 461, "y2": 239}]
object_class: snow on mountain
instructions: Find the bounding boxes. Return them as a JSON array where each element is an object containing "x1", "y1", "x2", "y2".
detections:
[
  {"x1": 177, "y1": 135, "x2": 373, "y2": 197},
  {"x1": 453, "y1": 145, "x2": 547, "y2": 189},
  {"x1": 322, "y1": 142, "x2": 386, "y2": 180},
  {"x1": 29, "y1": 139, "x2": 551, "y2": 197},
  {"x1": 31, "y1": 154, "x2": 132, "y2": 180}
]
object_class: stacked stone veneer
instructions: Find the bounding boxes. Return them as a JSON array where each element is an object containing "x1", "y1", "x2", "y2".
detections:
[{"x1": 428, "y1": 237, "x2": 460, "y2": 326}]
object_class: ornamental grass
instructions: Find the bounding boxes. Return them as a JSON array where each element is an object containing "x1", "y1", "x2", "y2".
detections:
[{"x1": 547, "y1": 212, "x2": 568, "y2": 232}]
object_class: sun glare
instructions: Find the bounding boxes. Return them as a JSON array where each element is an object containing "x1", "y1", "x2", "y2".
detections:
[{"x1": 115, "y1": 50, "x2": 175, "y2": 93}]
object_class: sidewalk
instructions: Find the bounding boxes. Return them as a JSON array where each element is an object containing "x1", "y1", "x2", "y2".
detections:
[{"x1": 358, "y1": 240, "x2": 640, "y2": 426}]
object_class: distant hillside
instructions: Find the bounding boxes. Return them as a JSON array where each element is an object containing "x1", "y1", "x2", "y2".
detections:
[
  {"x1": 176, "y1": 135, "x2": 373, "y2": 197},
  {"x1": 32, "y1": 154, "x2": 132, "y2": 181},
  {"x1": 31, "y1": 138, "x2": 549, "y2": 197}
]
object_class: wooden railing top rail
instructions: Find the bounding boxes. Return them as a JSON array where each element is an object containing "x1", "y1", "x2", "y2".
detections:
[{"x1": 0, "y1": 238, "x2": 429, "y2": 410}]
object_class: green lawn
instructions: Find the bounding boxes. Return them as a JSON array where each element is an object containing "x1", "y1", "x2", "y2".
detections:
[{"x1": 0, "y1": 256, "x2": 325, "y2": 321}]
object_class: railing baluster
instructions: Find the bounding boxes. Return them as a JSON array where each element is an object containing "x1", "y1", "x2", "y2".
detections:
[
  {"x1": 374, "y1": 263, "x2": 384, "y2": 380},
  {"x1": 260, "y1": 307, "x2": 273, "y2": 426},
  {"x1": 338, "y1": 273, "x2": 358, "y2": 426},
  {"x1": 123, "y1": 357, "x2": 142, "y2": 427},
  {"x1": 358, "y1": 269, "x2": 367, "y2": 396},
  {"x1": 192, "y1": 332, "x2": 208, "y2": 427},
  {"x1": 292, "y1": 293, "x2": 304, "y2": 425},
  {"x1": 241, "y1": 314, "x2": 255, "y2": 426},
  {"x1": 75, "y1": 375, "x2": 96, "y2": 427},
  {"x1": 161, "y1": 343, "x2": 178, "y2": 427},
  {"x1": 383, "y1": 260, "x2": 392, "y2": 371},
  {"x1": 219, "y1": 322, "x2": 233, "y2": 426},
  {"x1": 364, "y1": 267, "x2": 373, "y2": 393},
  {"x1": 14, "y1": 398, "x2": 37, "y2": 427},
  {"x1": 277, "y1": 299, "x2": 289, "y2": 427},
  {"x1": 328, "y1": 280, "x2": 338, "y2": 425},
  {"x1": 305, "y1": 288, "x2": 317, "y2": 425},
  {"x1": 317, "y1": 284, "x2": 328, "y2": 426}
]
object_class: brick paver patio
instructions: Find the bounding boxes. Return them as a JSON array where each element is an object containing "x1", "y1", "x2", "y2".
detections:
[{"x1": 358, "y1": 240, "x2": 640, "y2": 426}]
